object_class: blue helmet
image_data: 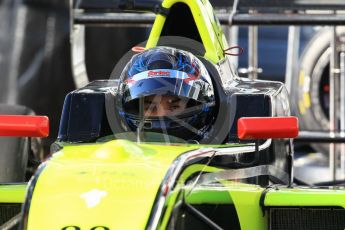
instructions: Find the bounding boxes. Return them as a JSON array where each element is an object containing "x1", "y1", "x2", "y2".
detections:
[{"x1": 117, "y1": 46, "x2": 216, "y2": 142}]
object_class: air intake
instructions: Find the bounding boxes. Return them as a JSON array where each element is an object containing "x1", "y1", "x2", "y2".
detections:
[
  {"x1": 269, "y1": 207, "x2": 345, "y2": 230},
  {"x1": 0, "y1": 203, "x2": 21, "y2": 227}
]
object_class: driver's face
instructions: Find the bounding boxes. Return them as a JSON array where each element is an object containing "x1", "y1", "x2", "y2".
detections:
[{"x1": 143, "y1": 95, "x2": 187, "y2": 117}]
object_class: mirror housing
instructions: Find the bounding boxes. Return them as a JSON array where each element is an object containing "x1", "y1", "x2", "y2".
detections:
[
  {"x1": 237, "y1": 117, "x2": 298, "y2": 140},
  {"x1": 0, "y1": 115, "x2": 49, "y2": 137}
]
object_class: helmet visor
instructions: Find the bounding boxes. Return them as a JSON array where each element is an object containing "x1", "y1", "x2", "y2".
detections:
[{"x1": 122, "y1": 69, "x2": 208, "y2": 104}]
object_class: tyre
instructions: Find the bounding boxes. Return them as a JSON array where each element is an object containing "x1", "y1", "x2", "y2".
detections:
[{"x1": 291, "y1": 27, "x2": 345, "y2": 155}]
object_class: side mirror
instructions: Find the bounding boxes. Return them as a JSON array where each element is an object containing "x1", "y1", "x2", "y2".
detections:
[
  {"x1": 237, "y1": 117, "x2": 298, "y2": 140},
  {"x1": 0, "y1": 115, "x2": 49, "y2": 137}
]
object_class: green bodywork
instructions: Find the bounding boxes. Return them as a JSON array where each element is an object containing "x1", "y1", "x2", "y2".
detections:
[
  {"x1": 25, "y1": 140, "x2": 198, "y2": 229},
  {"x1": 146, "y1": 0, "x2": 228, "y2": 64},
  {"x1": 0, "y1": 184, "x2": 26, "y2": 203},
  {"x1": 265, "y1": 187, "x2": 345, "y2": 207}
]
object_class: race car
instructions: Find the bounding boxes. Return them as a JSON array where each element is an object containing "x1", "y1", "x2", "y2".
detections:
[{"x1": 1, "y1": 0, "x2": 345, "y2": 229}]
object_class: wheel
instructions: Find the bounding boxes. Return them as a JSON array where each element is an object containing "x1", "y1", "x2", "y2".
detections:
[{"x1": 291, "y1": 27, "x2": 345, "y2": 155}]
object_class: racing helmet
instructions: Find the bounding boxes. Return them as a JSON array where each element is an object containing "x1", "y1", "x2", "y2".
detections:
[{"x1": 116, "y1": 46, "x2": 216, "y2": 142}]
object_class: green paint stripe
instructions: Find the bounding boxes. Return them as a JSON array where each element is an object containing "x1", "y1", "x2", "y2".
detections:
[
  {"x1": 0, "y1": 184, "x2": 27, "y2": 203},
  {"x1": 265, "y1": 188, "x2": 345, "y2": 208}
]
